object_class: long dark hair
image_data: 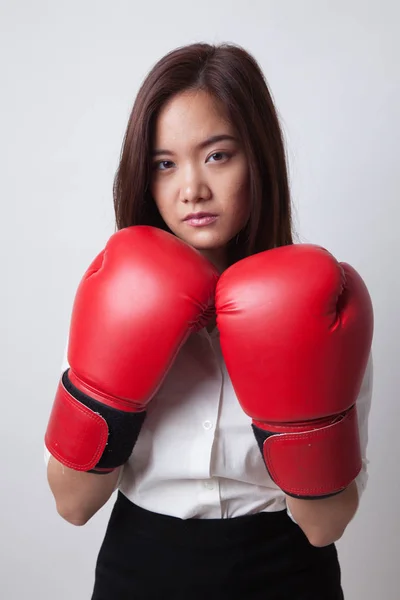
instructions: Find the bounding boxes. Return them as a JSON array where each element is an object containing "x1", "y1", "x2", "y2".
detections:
[{"x1": 113, "y1": 42, "x2": 295, "y2": 263}]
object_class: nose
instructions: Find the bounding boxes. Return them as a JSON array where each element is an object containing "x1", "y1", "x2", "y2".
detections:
[{"x1": 178, "y1": 164, "x2": 211, "y2": 204}]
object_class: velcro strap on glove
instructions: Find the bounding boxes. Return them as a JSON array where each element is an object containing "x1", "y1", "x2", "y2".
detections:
[
  {"x1": 252, "y1": 406, "x2": 361, "y2": 498},
  {"x1": 45, "y1": 370, "x2": 146, "y2": 472}
]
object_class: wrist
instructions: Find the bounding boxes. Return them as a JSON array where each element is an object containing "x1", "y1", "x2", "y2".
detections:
[
  {"x1": 45, "y1": 370, "x2": 146, "y2": 472},
  {"x1": 286, "y1": 481, "x2": 359, "y2": 547},
  {"x1": 252, "y1": 405, "x2": 361, "y2": 498}
]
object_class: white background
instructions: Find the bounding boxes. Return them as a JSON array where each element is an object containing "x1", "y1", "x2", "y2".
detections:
[{"x1": 1, "y1": 1, "x2": 399, "y2": 598}]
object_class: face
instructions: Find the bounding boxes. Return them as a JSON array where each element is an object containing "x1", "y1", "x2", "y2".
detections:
[{"x1": 150, "y1": 89, "x2": 250, "y2": 270}]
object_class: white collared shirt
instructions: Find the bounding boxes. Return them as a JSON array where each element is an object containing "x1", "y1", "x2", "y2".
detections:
[{"x1": 45, "y1": 328, "x2": 373, "y2": 520}]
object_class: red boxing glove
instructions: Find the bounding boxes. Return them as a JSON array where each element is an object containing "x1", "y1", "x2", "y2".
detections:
[
  {"x1": 216, "y1": 244, "x2": 373, "y2": 498},
  {"x1": 45, "y1": 226, "x2": 218, "y2": 473}
]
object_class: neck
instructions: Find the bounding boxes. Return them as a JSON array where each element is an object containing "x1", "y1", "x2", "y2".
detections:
[{"x1": 200, "y1": 247, "x2": 228, "y2": 274}]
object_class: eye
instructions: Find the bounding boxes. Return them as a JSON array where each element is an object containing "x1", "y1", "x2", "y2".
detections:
[
  {"x1": 154, "y1": 160, "x2": 175, "y2": 171},
  {"x1": 206, "y1": 152, "x2": 230, "y2": 163}
]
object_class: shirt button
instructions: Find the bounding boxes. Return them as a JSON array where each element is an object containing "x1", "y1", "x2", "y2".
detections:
[
  {"x1": 203, "y1": 420, "x2": 213, "y2": 430},
  {"x1": 204, "y1": 481, "x2": 214, "y2": 490}
]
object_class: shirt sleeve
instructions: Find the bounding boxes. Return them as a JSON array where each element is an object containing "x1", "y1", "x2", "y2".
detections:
[
  {"x1": 287, "y1": 351, "x2": 374, "y2": 522},
  {"x1": 353, "y1": 351, "x2": 374, "y2": 499}
]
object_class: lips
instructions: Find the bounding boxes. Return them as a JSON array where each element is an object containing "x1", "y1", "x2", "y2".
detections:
[{"x1": 183, "y1": 212, "x2": 218, "y2": 227}]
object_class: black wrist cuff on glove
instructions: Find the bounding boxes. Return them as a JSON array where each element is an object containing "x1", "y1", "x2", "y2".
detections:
[{"x1": 63, "y1": 369, "x2": 146, "y2": 473}]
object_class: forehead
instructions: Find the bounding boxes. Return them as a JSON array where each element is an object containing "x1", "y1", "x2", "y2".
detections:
[{"x1": 153, "y1": 89, "x2": 234, "y2": 144}]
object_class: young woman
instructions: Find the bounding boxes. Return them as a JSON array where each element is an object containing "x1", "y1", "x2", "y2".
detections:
[{"x1": 45, "y1": 43, "x2": 373, "y2": 599}]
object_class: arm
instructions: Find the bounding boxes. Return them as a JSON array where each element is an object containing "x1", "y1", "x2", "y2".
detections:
[
  {"x1": 286, "y1": 481, "x2": 358, "y2": 547},
  {"x1": 44, "y1": 227, "x2": 218, "y2": 524},
  {"x1": 287, "y1": 353, "x2": 374, "y2": 547},
  {"x1": 45, "y1": 343, "x2": 122, "y2": 526},
  {"x1": 47, "y1": 455, "x2": 121, "y2": 526},
  {"x1": 216, "y1": 246, "x2": 374, "y2": 548}
]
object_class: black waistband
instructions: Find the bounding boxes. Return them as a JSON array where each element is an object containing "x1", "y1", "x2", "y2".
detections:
[{"x1": 112, "y1": 491, "x2": 294, "y2": 548}]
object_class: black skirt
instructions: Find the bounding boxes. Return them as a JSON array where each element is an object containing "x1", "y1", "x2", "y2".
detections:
[{"x1": 92, "y1": 491, "x2": 344, "y2": 600}]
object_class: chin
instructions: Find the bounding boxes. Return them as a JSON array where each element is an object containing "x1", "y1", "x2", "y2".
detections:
[{"x1": 177, "y1": 229, "x2": 227, "y2": 251}]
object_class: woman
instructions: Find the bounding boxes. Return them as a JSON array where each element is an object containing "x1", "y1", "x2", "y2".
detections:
[{"x1": 45, "y1": 42, "x2": 373, "y2": 599}]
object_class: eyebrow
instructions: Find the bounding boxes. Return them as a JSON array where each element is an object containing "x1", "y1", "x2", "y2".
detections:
[{"x1": 152, "y1": 134, "x2": 238, "y2": 157}]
